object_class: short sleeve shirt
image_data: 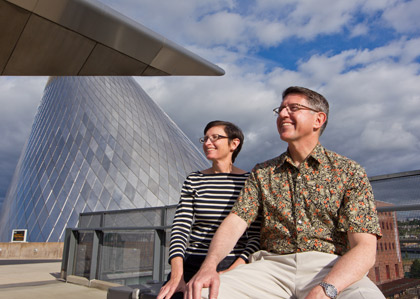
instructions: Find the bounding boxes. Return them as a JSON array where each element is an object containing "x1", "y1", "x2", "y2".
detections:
[{"x1": 231, "y1": 144, "x2": 382, "y2": 256}]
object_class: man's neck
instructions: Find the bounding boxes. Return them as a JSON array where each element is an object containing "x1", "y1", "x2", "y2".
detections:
[{"x1": 287, "y1": 139, "x2": 319, "y2": 167}]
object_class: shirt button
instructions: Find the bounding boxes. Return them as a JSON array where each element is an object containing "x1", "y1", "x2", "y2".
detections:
[{"x1": 297, "y1": 220, "x2": 302, "y2": 225}]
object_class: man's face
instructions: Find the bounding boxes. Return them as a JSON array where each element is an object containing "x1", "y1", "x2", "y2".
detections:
[{"x1": 276, "y1": 94, "x2": 320, "y2": 143}]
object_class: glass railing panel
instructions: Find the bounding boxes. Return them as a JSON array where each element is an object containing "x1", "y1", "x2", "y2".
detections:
[
  {"x1": 103, "y1": 208, "x2": 163, "y2": 228},
  {"x1": 98, "y1": 230, "x2": 155, "y2": 285},
  {"x1": 74, "y1": 231, "x2": 94, "y2": 278},
  {"x1": 79, "y1": 214, "x2": 102, "y2": 228}
]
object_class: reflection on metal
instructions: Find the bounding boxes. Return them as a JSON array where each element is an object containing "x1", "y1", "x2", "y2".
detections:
[{"x1": 0, "y1": 0, "x2": 225, "y2": 76}]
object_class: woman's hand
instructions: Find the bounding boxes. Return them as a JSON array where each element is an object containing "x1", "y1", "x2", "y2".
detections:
[
  {"x1": 157, "y1": 276, "x2": 186, "y2": 299},
  {"x1": 158, "y1": 256, "x2": 185, "y2": 299}
]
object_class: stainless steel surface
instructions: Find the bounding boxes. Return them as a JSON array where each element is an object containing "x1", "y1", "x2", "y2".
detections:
[
  {"x1": 370, "y1": 170, "x2": 420, "y2": 181},
  {"x1": 5, "y1": 14, "x2": 96, "y2": 75},
  {"x1": 1, "y1": 0, "x2": 225, "y2": 76}
]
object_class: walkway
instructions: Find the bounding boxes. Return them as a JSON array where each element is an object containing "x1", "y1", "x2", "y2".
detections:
[{"x1": 0, "y1": 260, "x2": 107, "y2": 299}]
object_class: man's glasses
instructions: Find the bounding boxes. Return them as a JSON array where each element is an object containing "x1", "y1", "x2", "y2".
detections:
[
  {"x1": 199, "y1": 134, "x2": 229, "y2": 144},
  {"x1": 273, "y1": 103, "x2": 320, "y2": 115}
]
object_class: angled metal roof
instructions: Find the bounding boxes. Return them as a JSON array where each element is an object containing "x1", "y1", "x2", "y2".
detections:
[{"x1": 0, "y1": 0, "x2": 225, "y2": 76}]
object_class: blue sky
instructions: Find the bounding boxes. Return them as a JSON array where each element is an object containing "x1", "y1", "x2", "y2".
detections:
[{"x1": 1, "y1": 0, "x2": 420, "y2": 207}]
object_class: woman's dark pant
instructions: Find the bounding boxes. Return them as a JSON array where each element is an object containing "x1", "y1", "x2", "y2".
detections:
[{"x1": 164, "y1": 255, "x2": 236, "y2": 299}]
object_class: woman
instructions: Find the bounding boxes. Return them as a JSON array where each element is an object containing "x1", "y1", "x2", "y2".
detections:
[{"x1": 157, "y1": 120, "x2": 260, "y2": 299}]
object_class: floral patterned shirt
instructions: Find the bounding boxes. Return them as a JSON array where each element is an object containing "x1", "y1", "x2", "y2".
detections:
[{"x1": 232, "y1": 144, "x2": 382, "y2": 256}]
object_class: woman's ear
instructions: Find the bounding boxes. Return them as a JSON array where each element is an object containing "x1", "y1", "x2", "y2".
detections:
[{"x1": 230, "y1": 138, "x2": 240, "y2": 151}]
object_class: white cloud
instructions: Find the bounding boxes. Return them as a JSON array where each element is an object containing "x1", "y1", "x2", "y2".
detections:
[
  {"x1": 138, "y1": 33, "x2": 420, "y2": 176},
  {"x1": 102, "y1": 0, "x2": 410, "y2": 52},
  {"x1": 188, "y1": 11, "x2": 248, "y2": 47},
  {"x1": 252, "y1": 20, "x2": 290, "y2": 47},
  {"x1": 360, "y1": 121, "x2": 419, "y2": 151},
  {"x1": 349, "y1": 23, "x2": 369, "y2": 37},
  {"x1": 359, "y1": 0, "x2": 397, "y2": 12},
  {"x1": 383, "y1": 0, "x2": 420, "y2": 33},
  {"x1": 297, "y1": 52, "x2": 351, "y2": 83}
]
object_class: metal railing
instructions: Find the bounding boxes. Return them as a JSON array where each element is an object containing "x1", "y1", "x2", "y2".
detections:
[
  {"x1": 60, "y1": 170, "x2": 420, "y2": 286},
  {"x1": 371, "y1": 170, "x2": 420, "y2": 249},
  {"x1": 61, "y1": 205, "x2": 176, "y2": 284}
]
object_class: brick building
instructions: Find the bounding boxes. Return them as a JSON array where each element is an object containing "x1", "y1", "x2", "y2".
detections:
[{"x1": 368, "y1": 201, "x2": 404, "y2": 285}]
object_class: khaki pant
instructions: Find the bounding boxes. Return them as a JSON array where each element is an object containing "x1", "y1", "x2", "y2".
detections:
[{"x1": 201, "y1": 251, "x2": 384, "y2": 299}]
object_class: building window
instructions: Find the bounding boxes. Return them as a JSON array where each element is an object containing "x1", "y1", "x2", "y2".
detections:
[
  {"x1": 375, "y1": 267, "x2": 380, "y2": 283},
  {"x1": 380, "y1": 243, "x2": 383, "y2": 251},
  {"x1": 386, "y1": 265, "x2": 390, "y2": 280},
  {"x1": 395, "y1": 264, "x2": 400, "y2": 278},
  {"x1": 385, "y1": 243, "x2": 387, "y2": 250}
]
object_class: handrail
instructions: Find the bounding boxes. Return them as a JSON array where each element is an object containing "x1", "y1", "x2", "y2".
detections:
[
  {"x1": 72, "y1": 225, "x2": 171, "y2": 231},
  {"x1": 377, "y1": 204, "x2": 420, "y2": 212}
]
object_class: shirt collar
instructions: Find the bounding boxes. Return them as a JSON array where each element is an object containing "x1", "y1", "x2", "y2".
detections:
[{"x1": 278, "y1": 143, "x2": 325, "y2": 169}]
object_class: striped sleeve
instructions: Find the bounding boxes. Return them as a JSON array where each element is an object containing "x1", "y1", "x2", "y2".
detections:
[
  {"x1": 168, "y1": 175, "x2": 195, "y2": 261},
  {"x1": 238, "y1": 215, "x2": 261, "y2": 262}
]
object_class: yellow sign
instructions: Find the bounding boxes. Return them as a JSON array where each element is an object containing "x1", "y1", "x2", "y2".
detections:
[{"x1": 11, "y1": 229, "x2": 27, "y2": 242}]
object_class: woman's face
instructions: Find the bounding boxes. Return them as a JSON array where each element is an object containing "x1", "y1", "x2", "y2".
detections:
[{"x1": 202, "y1": 125, "x2": 235, "y2": 162}]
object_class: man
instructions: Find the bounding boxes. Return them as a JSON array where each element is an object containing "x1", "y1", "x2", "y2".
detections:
[{"x1": 186, "y1": 86, "x2": 384, "y2": 299}]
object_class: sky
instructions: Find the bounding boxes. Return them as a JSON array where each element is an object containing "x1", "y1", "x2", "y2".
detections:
[{"x1": 1, "y1": 0, "x2": 420, "y2": 207}]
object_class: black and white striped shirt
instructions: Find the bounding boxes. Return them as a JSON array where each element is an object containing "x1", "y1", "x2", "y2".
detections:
[{"x1": 169, "y1": 171, "x2": 260, "y2": 262}]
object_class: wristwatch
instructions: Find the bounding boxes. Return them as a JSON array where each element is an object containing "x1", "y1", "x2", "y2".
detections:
[{"x1": 319, "y1": 281, "x2": 338, "y2": 298}]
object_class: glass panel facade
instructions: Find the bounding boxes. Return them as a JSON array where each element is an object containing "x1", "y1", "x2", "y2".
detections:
[{"x1": 0, "y1": 76, "x2": 209, "y2": 242}]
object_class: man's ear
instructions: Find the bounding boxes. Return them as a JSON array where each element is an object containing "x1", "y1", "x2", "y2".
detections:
[{"x1": 314, "y1": 112, "x2": 327, "y2": 131}]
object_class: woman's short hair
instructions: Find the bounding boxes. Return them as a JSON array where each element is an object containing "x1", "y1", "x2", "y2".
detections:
[{"x1": 204, "y1": 120, "x2": 244, "y2": 163}]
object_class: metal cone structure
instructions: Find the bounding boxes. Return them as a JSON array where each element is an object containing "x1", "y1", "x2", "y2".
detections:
[{"x1": 0, "y1": 76, "x2": 209, "y2": 242}]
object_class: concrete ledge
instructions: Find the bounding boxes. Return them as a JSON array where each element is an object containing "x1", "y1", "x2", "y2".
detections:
[
  {"x1": 0, "y1": 242, "x2": 63, "y2": 259},
  {"x1": 66, "y1": 275, "x2": 90, "y2": 287},
  {"x1": 90, "y1": 279, "x2": 121, "y2": 291},
  {"x1": 107, "y1": 285, "x2": 134, "y2": 299}
]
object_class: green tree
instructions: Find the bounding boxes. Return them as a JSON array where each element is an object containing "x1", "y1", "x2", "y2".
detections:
[{"x1": 409, "y1": 259, "x2": 420, "y2": 278}]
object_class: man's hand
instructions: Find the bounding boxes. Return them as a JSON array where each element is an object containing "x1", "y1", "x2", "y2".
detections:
[
  {"x1": 185, "y1": 267, "x2": 220, "y2": 299},
  {"x1": 306, "y1": 232, "x2": 377, "y2": 299},
  {"x1": 305, "y1": 285, "x2": 329, "y2": 299}
]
